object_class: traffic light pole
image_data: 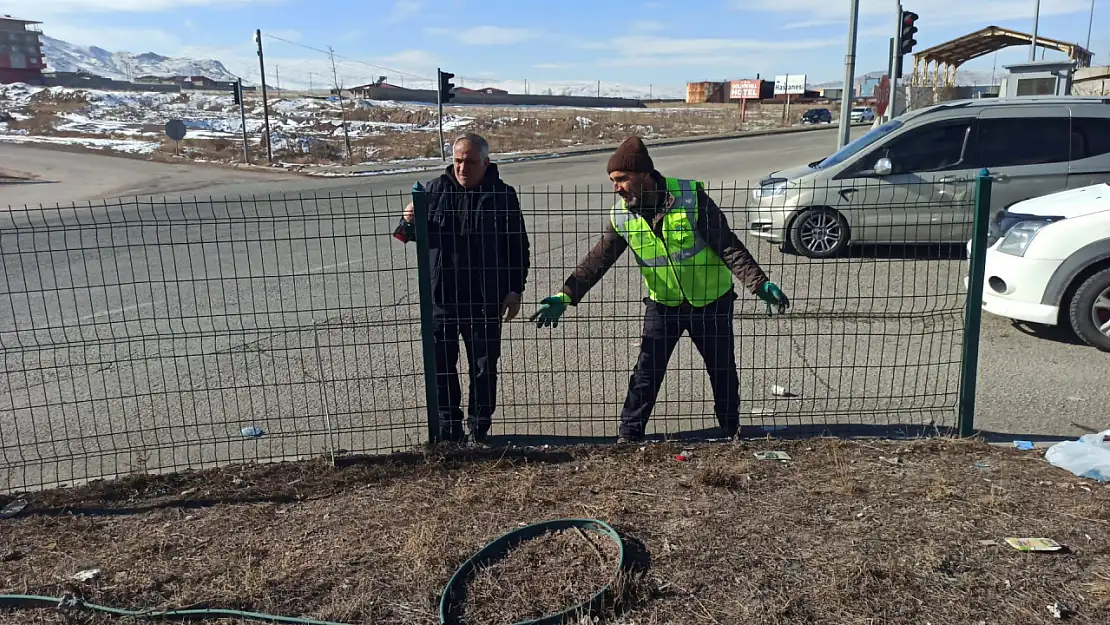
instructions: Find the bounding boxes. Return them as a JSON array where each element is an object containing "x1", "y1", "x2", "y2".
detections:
[
  {"x1": 837, "y1": 0, "x2": 860, "y2": 149},
  {"x1": 888, "y1": 3, "x2": 902, "y2": 122},
  {"x1": 437, "y1": 68, "x2": 446, "y2": 161}
]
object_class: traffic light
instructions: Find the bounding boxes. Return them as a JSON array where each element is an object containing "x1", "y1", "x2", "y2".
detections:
[
  {"x1": 438, "y1": 69, "x2": 455, "y2": 104},
  {"x1": 232, "y1": 82, "x2": 242, "y2": 105},
  {"x1": 899, "y1": 10, "x2": 919, "y2": 55}
]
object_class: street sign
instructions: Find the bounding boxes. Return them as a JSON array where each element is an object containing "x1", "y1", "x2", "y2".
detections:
[
  {"x1": 875, "y1": 76, "x2": 891, "y2": 117},
  {"x1": 730, "y1": 79, "x2": 761, "y2": 100},
  {"x1": 773, "y1": 74, "x2": 807, "y2": 95},
  {"x1": 164, "y1": 119, "x2": 186, "y2": 141}
]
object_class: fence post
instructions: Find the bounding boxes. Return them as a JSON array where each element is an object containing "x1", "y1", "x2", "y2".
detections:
[
  {"x1": 411, "y1": 182, "x2": 441, "y2": 444},
  {"x1": 958, "y1": 168, "x2": 992, "y2": 437}
]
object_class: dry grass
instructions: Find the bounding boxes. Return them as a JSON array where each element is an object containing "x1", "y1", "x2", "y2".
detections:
[
  {"x1": 464, "y1": 528, "x2": 621, "y2": 625},
  {"x1": 2, "y1": 438, "x2": 1107, "y2": 625}
]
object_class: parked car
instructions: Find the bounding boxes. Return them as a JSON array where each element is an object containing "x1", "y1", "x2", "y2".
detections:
[
  {"x1": 850, "y1": 107, "x2": 875, "y2": 123},
  {"x1": 800, "y1": 108, "x2": 833, "y2": 124},
  {"x1": 746, "y1": 96, "x2": 1110, "y2": 258},
  {"x1": 964, "y1": 183, "x2": 1110, "y2": 351}
]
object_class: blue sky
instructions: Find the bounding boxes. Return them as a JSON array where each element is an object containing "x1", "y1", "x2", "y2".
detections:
[{"x1": 11, "y1": 0, "x2": 1108, "y2": 92}]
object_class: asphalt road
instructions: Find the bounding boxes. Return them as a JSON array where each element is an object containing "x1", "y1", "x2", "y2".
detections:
[{"x1": 1, "y1": 130, "x2": 1106, "y2": 491}]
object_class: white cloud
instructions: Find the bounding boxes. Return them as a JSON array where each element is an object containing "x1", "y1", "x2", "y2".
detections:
[
  {"x1": 388, "y1": 0, "x2": 425, "y2": 24},
  {"x1": 534, "y1": 62, "x2": 577, "y2": 69},
  {"x1": 733, "y1": 0, "x2": 1090, "y2": 25},
  {"x1": 184, "y1": 19, "x2": 195, "y2": 30},
  {"x1": 5, "y1": 0, "x2": 283, "y2": 15},
  {"x1": 428, "y1": 25, "x2": 540, "y2": 46}
]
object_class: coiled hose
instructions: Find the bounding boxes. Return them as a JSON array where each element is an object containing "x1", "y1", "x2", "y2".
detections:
[{"x1": 0, "y1": 518, "x2": 626, "y2": 625}]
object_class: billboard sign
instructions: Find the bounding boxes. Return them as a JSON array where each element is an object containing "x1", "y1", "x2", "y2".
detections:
[
  {"x1": 729, "y1": 79, "x2": 761, "y2": 100},
  {"x1": 774, "y1": 74, "x2": 807, "y2": 95}
]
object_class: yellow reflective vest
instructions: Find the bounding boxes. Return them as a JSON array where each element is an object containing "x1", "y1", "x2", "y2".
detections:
[{"x1": 609, "y1": 177, "x2": 734, "y2": 307}]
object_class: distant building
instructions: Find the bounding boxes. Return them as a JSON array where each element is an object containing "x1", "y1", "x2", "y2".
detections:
[
  {"x1": 685, "y1": 81, "x2": 728, "y2": 103},
  {"x1": 473, "y1": 87, "x2": 508, "y2": 95},
  {"x1": 0, "y1": 15, "x2": 46, "y2": 85}
]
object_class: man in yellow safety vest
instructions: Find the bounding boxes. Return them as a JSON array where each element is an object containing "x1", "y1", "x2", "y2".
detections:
[{"x1": 530, "y1": 136, "x2": 790, "y2": 442}]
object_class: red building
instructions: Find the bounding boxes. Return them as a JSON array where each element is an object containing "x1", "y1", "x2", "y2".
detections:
[{"x1": 0, "y1": 15, "x2": 46, "y2": 85}]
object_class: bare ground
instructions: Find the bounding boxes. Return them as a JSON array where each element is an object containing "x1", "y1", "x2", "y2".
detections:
[{"x1": 2, "y1": 438, "x2": 1108, "y2": 625}]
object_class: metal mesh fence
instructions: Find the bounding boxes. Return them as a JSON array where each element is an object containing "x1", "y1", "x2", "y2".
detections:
[
  {"x1": 1, "y1": 192, "x2": 427, "y2": 492},
  {"x1": 1, "y1": 177, "x2": 977, "y2": 491}
]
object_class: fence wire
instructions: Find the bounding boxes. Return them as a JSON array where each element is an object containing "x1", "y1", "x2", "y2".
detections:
[{"x1": 1, "y1": 178, "x2": 976, "y2": 491}]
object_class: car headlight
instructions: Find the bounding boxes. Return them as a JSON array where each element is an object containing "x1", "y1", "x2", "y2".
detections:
[
  {"x1": 996, "y1": 220, "x2": 1048, "y2": 256},
  {"x1": 754, "y1": 181, "x2": 788, "y2": 199}
]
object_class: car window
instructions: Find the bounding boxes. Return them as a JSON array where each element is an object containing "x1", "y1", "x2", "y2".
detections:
[
  {"x1": 1070, "y1": 117, "x2": 1110, "y2": 160},
  {"x1": 868, "y1": 119, "x2": 972, "y2": 174},
  {"x1": 816, "y1": 119, "x2": 903, "y2": 170},
  {"x1": 975, "y1": 117, "x2": 1070, "y2": 167}
]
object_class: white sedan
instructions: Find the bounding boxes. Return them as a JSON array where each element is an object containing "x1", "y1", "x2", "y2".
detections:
[
  {"x1": 965, "y1": 184, "x2": 1110, "y2": 351},
  {"x1": 849, "y1": 107, "x2": 875, "y2": 123}
]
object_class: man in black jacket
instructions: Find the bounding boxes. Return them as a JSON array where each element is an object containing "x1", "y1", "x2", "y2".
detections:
[{"x1": 397, "y1": 133, "x2": 530, "y2": 443}]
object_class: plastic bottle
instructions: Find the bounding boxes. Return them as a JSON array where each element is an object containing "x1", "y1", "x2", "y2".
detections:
[{"x1": 1044, "y1": 430, "x2": 1110, "y2": 482}]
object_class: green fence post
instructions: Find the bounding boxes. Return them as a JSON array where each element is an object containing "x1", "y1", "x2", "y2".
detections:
[
  {"x1": 410, "y1": 182, "x2": 441, "y2": 444},
  {"x1": 958, "y1": 168, "x2": 992, "y2": 437}
]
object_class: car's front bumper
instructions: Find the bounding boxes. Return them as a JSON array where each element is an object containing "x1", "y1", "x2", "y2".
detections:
[{"x1": 964, "y1": 240, "x2": 1062, "y2": 326}]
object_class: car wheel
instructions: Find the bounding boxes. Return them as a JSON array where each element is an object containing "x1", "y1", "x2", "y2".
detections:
[
  {"x1": 788, "y1": 208, "x2": 849, "y2": 258},
  {"x1": 1068, "y1": 267, "x2": 1110, "y2": 352}
]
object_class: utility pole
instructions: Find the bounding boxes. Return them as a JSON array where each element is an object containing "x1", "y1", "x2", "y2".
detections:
[
  {"x1": 329, "y1": 46, "x2": 353, "y2": 165},
  {"x1": 888, "y1": 3, "x2": 901, "y2": 122},
  {"x1": 308, "y1": 72, "x2": 315, "y2": 94},
  {"x1": 1030, "y1": 0, "x2": 1041, "y2": 61},
  {"x1": 1086, "y1": 0, "x2": 1095, "y2": 54},
  {"x1": 276, "y1": 65, "x2": 281, "y2": 93},
  {"x1": 597, "y1": 80, "x2": 601, "y2": 97},
  {"x1": 837, "y1": 0, "x2": 860, "y2": 149},
  {"x1": 237, "y1": 78, "x2": 249, "y2": 164},
  {"x1": 255, "y1": 29, "x2": 273, "y2": 164}
]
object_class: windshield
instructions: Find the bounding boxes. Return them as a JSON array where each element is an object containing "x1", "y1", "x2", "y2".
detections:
[{"x1": 815, "y1": 119, "x2": 903, "y2": 169}]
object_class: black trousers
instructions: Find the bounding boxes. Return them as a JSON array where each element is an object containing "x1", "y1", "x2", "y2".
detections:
[
  {"x1": 432, "y1": 304, "x2": 502, "y2": 441},
  {"x1": 619, "y1": 294, "x2": 740, "y2": 439}
]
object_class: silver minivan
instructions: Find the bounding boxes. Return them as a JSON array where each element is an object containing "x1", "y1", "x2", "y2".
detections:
[{"x1": 746, "y1": 96, "x2": 1110, "y2": 258}]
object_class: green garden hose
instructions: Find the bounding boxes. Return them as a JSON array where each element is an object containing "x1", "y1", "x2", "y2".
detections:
[{"x1": 0, "y1": 518, "x2": 627, "y2": 625}]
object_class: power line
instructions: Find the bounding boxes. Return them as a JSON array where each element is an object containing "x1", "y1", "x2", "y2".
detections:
[{"x1": 261, "y1": 32, "x2": 433, "y2": 82}]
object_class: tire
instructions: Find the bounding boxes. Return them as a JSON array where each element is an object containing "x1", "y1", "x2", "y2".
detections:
[
  {"x1": 1068, "y1": 267, "x2": 1110, "y2": 352},
  {"x1": 788, "y1": 208, "x2": 850, "y2": 259}
]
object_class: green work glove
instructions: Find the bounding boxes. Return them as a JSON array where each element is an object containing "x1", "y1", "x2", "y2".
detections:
[
  {"x1": 529, "y1": 293, "x2": 570, "y2": 328},
  {"x1": 755, "y1": 282, "x2": 790, "y2": 315}
]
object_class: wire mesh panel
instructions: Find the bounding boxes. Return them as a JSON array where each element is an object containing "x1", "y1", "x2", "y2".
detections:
[
  {"x1": 2, "y1": 175, "x2": 977, "y2": 491},
  {"x1": 0, "y1": 191, "x2": 424, "y2": 492},
  {"x1": 434, "y1": 177, "x2": 975, "y2": 443}
]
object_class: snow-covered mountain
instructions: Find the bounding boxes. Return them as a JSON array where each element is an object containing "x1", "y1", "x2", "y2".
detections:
[
  {"x1": 40, "y1": 35, "x2": 683, "y2": 100},
  {"x1": 42, "y1": 36, "x2": 240, "y2": 83}
]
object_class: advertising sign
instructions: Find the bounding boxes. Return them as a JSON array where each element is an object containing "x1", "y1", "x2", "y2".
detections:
[
  {"x1": 773, "y1": 74, "x2": 807, "y2": 95},
  {"x1": 729, "y1": 79, "x2": 761, "y2": 100}
]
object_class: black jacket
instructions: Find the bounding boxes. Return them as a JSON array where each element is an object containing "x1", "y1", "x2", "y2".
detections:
[{"x1": 397, "y1": 164, "x2": 530, "y2": 306}]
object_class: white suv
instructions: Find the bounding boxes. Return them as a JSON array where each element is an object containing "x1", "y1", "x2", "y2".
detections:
[{"x1": 965, "y1": 183, "x2": 1110, "y2": 351}]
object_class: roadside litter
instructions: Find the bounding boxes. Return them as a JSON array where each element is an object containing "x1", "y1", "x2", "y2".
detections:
[
  {"x1": 0, "y1": 498, "x2": 28, "y2": 519},
  {"x1": 754, "y1": 451, "x2": 791, "y2": 461},
  {"x1": 1045, "y1": 430, "x2": 1110, "y2": 482},
  {"x1": 240, "y1": 426, "x2": 265, "y2": 438},
  {"x1": 1013, "y1": 440, "x2": 1035, "y2": 450},
  {"x1": 1004, "y1": 538, "x2": 1064, "y2": 552}
]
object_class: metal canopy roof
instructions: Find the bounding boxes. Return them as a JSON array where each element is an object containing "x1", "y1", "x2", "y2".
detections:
[{"x1": 914, "y1": 25, "x2": 1092, "y2": 69}]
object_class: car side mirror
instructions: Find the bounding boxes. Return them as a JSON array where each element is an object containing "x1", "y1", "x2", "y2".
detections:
[{"x1": 873, "y1": 157, "x2": 893, "y2": 176}]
